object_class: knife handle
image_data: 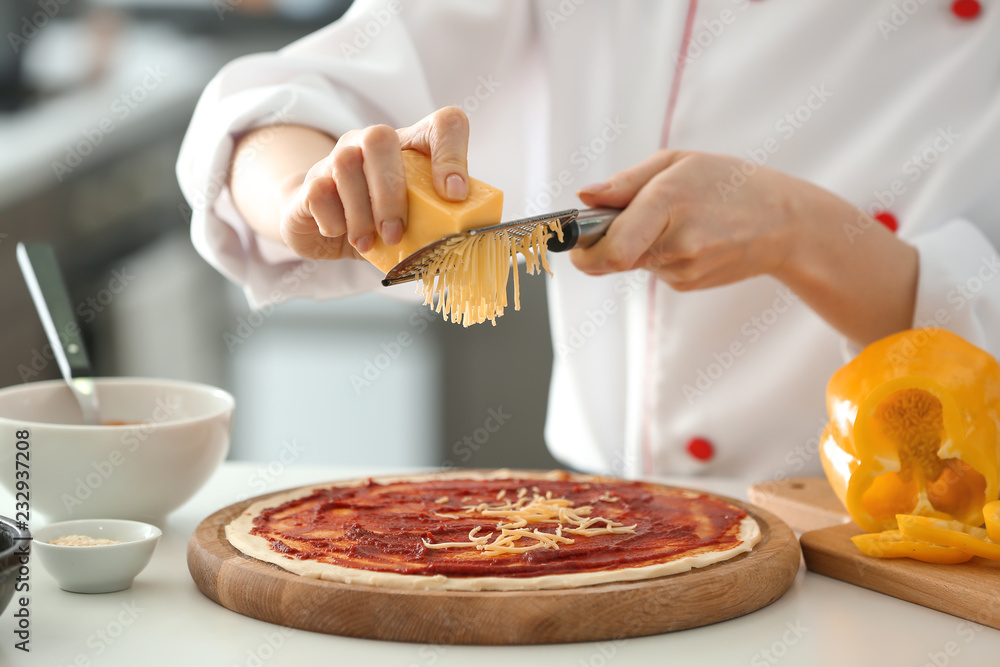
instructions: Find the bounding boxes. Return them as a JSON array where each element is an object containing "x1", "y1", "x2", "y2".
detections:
[{"x1": 546, "y1": 207, "x2": 620, "y2": 252}]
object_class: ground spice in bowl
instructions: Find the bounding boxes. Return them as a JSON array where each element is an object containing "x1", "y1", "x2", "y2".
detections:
[{"x1": 50, "y1": 535, "x2": 123, "y2": 546}]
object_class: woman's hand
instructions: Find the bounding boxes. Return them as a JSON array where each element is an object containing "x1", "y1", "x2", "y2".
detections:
[
  {"x1": 570, "y1": 150, "x2": 804, "y2": 289},
  {"x1": 230, "y1": 107, "x2": 472, "y2": 261},
  {"x1": 571, "y1": 149, "x2": 919, "y2": 346}
]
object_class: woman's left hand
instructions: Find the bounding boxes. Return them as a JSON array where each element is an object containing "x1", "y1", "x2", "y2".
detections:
[
  {"x1": 571, "y1": 149, "x2": 919, "y2": 347},
  {"x1": 571, "y1": 150, "x2": 806, "y2": 290}
]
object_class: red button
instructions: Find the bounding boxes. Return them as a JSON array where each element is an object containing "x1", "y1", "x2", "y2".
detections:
[
  {"x1": 686, "y1": 437, "x2": 714, "y2": 462},
  {"x1": 952, "y1": 0, "x2": 982, "y2": 19},
  {"x1": 874, "y1": 211, "x2": 899, "y2": 232}
]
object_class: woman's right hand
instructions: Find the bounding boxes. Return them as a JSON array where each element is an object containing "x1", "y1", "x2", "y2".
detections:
[{"x1": 277, "y1": 106, "x2": 472, "y2": 260}]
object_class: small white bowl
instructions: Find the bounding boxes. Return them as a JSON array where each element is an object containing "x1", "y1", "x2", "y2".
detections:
[
  {"x1": 0, "y1": 377, "x2": 233, "y2": 524},
  {"x1": 31, "y1": 519, "x2": 161, "y2": 593}
]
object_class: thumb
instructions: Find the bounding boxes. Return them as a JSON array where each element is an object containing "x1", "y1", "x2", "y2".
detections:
[
  {"x1": 576, "y1": 149, "x2": 688, "y2": 208},
  {"x1": 397, "y1": 106, "x2": 470, "y2": 202}
]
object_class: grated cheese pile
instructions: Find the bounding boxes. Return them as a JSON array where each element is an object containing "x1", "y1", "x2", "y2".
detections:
[
  {"x1": 418, "y1": 220, "x2": 564, "y2": 327},
  {"x1": 50, "y1": 535, "x2": 123, "y2": 547},
  {"x1": 423, "y1": 488, "x2": 636, "y2": 555}
]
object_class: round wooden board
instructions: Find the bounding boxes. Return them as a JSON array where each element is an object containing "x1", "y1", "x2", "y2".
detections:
[{"x1": 187, "y1": 479, "x2": 801, "y2": 645}]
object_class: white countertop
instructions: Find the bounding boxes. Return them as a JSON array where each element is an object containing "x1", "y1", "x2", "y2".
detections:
[{"x1": 3, "y1": 462, "x2": 998, "y2": 667}]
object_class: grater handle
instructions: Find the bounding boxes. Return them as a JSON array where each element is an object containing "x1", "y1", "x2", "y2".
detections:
[{"x1": 547, "y1": 207, "x2": 620, "y2": 252}]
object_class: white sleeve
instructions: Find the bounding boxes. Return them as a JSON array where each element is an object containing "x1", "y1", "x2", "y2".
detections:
[
  {"x1": 911, "y1": 219, "x2": 1000, "y2": 355},
  {"x1": 176, "y1": 0, "x2": 532, "y2": 308}
]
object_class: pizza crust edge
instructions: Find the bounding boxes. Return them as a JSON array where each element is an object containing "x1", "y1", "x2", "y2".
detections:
[{"x1": 224, "y1": 470, "x2": 762, "y2": 592}]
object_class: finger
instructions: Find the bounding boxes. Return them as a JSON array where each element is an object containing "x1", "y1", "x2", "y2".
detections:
[
  {"x1": 356, "y1": 125, "x2": 407, "y2": 245},
  {"x1": 397, "y1": 106, "x2": 470, "y2": 201},
  {"x1": 310, "y1": 183, "x2": 349, "y2": 240},
  {"x1": 330, "y1": 144, "x2": 377, "y2": 253},
  {"x1": 653, "y1": 251, "x2": 738, "y2": 291},
  {"x1": 570, "y1": 171, "x2": 676, "y2": 275},
  {"x1": 576, "y1": 149, "x2": 688, "y2": 209},
  {"x1": 280, "y1": 192, "x2": 354, "y2": 261},
  {"x1": 292, "y1": 165, "x2": 348, "y2": 239}
]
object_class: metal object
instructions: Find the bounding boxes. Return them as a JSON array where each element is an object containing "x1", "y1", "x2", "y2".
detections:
[
  {"x1": 381, "y1": 207, "x2": 620, "y2": 287},
  {"x1": 16, "y1": 242, "x2": 101, "y2": 425}
]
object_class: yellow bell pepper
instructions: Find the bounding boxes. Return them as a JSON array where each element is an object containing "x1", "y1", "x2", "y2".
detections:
[
  {"x1": 985, "y1": 500, "x2": 1000, "y2": 543},
  {"x1": 820, "y1": 328, "x2": 1000, "y2": 533},
  {"x1": 850, "y1": 530, "x2": 974, "y2": 564},
  {"x1": 897, "y1": 514, "x2": 1000, "y2": 562}
]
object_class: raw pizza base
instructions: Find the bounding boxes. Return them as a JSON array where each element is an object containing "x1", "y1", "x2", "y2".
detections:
[{"x1": 226, "y1": 470, "x2": 761, "y2": 592}]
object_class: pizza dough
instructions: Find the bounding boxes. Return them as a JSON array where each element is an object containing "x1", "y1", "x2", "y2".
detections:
[{"x1": 226, "y1": 470, "x2": 760, "y2": 592}]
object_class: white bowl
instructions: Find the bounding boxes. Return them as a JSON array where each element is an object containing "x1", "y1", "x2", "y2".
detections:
[
  {"x1": 31, "y1": 519, "x2": 161, "y2": 593},
  {"x1": 0, "y1": 378, "x2": 233, "y2": 524}
]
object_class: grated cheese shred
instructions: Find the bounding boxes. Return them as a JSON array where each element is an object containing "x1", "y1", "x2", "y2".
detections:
[
  {"x1": 421, "y1": 490, "x2": 637, "y2": 555},
  {"x1": 416, "y1": 220, "x2": 564, "y2": 327}
]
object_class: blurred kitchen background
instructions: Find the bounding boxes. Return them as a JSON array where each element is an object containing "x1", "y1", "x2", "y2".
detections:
[{"x1": 0, "y1": 0, "x2": 560, "y2": 470}]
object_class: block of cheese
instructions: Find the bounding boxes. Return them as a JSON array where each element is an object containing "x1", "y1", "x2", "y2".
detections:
[{"x1": 361, "y1": 150, "x2": 504, "y2": 274}]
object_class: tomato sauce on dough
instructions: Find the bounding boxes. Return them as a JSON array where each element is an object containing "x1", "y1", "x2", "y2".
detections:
[{"x1": 249, "y1": 478, "x2": 749, "y2": 578}]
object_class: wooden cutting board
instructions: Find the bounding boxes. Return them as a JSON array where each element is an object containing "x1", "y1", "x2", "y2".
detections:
[
  {"x1": 748, "y1": 477, "x2": 1000, "y2": 631},
  {"x1": 187, "y1": 482, "x2": 800, "y2": 645}
]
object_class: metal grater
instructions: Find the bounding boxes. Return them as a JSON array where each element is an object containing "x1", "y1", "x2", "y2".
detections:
[{"x1": 381, "y1": 207, "x2": 618, "y2": 286}]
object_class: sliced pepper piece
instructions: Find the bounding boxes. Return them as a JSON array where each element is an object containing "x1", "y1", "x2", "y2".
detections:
[
  {"x1": 897, "y1": 513, "x2": 1000, "y2": 562},
  {"x1": 985, "y1": 500, "x2": 1000, "y2": 543},
  {"x1": 820, "y1": 328, "x2": 1000, "y2": 532},
  {"x1": 851, "y1": 530, "x2": 975, "y2": 564}
]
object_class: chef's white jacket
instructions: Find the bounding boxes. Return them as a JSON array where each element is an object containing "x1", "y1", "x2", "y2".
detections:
[{"x1": 177, "y1": 0, "x2": 1000, "y2": 482}]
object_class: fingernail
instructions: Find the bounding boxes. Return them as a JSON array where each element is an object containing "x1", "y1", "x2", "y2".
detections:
[
  {"x1": 381, "y1": 219, "x2": 403, "y2": 245},
  {"x1": 355, "y1": 234, "x2": 374, "y2": 254},
  {"x1": 578, "y1": 182, "x2": 610, "y2": 195},
  {"x1": 446, "y1": 173, "x2": 468, "y2": 200}
]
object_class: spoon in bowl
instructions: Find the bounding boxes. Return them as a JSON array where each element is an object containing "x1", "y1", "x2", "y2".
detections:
[{"x1": 16, "y1": 242, "x2": 101, "y2": 425}]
